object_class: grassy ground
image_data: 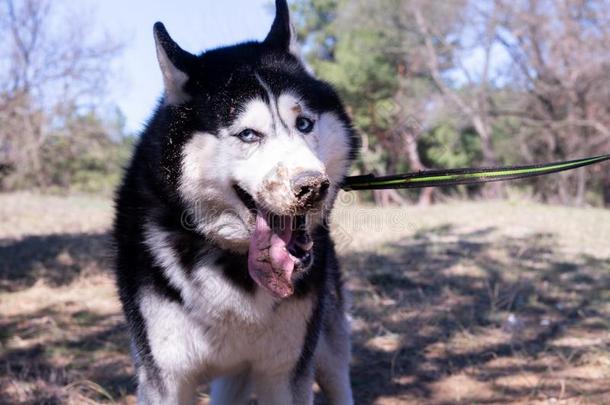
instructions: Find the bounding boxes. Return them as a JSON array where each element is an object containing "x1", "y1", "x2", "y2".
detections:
[{"x1": 1, "y1": 192, "x2": 609, "y2": 404}]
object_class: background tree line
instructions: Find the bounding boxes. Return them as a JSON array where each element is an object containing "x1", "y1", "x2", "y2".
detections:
[
  {"x1": 0, "y1": 0, "x2": 131, "y2": 194},
  {"x1": 293, "y1": 0, "x2": 610, "y2": 206},
  {"x1": 1, "y1": 0, "x2": 608, "y2": 206}
]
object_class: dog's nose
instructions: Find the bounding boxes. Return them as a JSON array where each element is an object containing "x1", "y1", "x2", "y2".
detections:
[{"x1": 291, "y1": 171, "x2": 330, "y2": 207}]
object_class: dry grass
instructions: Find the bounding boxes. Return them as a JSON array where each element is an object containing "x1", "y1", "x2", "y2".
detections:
[{"x1": 1, "y1": 192, "x2": 609, "y2": 404}]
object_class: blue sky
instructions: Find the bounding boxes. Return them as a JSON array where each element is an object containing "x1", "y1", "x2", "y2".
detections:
[{"x1": 81, "y1": 0, "x2": 274, "y2": 133}]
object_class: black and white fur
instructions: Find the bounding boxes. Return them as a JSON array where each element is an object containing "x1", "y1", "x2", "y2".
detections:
[{"x1": 113, "y1": 1, "x2": 359, "y2": 403}]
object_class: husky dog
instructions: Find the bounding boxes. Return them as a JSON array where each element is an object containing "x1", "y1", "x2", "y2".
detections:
[{"x1": 113, "y1": 1, "x2": 359, "y2": 403}]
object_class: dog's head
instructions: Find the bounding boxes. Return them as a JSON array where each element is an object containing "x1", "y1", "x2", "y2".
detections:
[{"x1": 151, "y1": 0, "x2": 359, "y2": 298}]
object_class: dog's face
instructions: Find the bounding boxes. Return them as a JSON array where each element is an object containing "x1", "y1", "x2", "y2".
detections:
[{"x1": 152, "y1": 0, "x2": 358, "y2": 298}]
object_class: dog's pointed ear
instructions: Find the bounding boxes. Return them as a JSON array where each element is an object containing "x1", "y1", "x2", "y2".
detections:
[
  {"x1": 264, "y1": 0, "x2": 301, "y2": 58},
  {"x1": 153, "y1": 22, "x2": 196, "y2": 105}
]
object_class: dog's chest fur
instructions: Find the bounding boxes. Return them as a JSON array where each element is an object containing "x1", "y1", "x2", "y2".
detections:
[{"x1": 139, "y1": 223, "x2": 314, "y2": 377}]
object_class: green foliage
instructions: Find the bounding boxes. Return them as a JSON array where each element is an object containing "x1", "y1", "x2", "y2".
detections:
[
  {"x1": 293, "y1": 0, "x2": 610, "y2": 206},
  {"x1": 420, "y1": 123, "x2": 482, "y2": 169},
  {"x1": 39, "y1": 110, "x2": 134, "y2": 195},
  {"x1": 292, "y1": 0, "x2": 463, "y2": 179}
]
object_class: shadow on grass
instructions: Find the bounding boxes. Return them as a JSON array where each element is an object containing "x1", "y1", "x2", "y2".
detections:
[
  {"x1": 1, "y1": 226, "x2": 609, "y2": 403},
  {"x1": 0, "y1": 231, "x2": 129, "y2": 403},
  {"x1": 343, "y1": 224, "x2": 610, "y2": 403},
  {"x1": 0, "y1": 306, "x2": 133, "y2": 404},
  {"x1": 0, "y1": 232, "x2": 111, "y2": 292}
]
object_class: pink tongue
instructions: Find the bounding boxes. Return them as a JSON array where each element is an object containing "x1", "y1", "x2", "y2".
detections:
[{"x1": 247, "y1": 211, "x2": 296, "y2": 298}]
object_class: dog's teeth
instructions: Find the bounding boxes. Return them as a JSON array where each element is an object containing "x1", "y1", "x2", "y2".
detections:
[{"x1": 300, "y1": 252, "x2": 312, "y2": 266}]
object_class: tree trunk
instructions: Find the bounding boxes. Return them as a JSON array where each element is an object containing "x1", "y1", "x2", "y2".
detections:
[
  {"x1": 473, "y1": 116, "x2": 504, "y2": 199},
  {"x1": 574, "y1": 168, "x2": 586, "y2": 207},
  {"x1": 403, "y1": 129, "x2": 434, "y2": 206}
]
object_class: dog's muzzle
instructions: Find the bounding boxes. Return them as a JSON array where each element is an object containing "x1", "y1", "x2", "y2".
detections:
[
  {"x1": 291, "y1": 171, "x2": 330, "y2": 210},
  {"x1": 233, "y1": 184, "x2": 318, "y2": 299}
]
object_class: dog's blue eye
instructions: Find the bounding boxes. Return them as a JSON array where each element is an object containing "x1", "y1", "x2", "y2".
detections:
[
  {"x1": 296, "y1": 116, "x2": 315, "y2": 134},
  {"x1": 236, "y1": 129, "x2": 261, "y2": 143}
]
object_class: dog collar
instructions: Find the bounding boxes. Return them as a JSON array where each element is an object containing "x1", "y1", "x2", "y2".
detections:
[{"x1": 341, "y1": 154, "x2": 610, "y2": 191}]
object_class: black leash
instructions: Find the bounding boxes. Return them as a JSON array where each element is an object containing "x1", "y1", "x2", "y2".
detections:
[{"x1": 341, "y1": 154, "x2": 610, "y2": 191}]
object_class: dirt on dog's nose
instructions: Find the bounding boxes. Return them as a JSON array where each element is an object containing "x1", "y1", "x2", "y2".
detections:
[{"x1": 291, "y1": 171, "x2": 330, "y2": 208}]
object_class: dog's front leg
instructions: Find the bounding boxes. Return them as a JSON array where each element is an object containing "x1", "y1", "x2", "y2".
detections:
[
  {"x1": 210, "y1": 368, "x2": 253, "y2": 405},
  {"x1": 314, "y1": 313, "x2": 354, "y2": 405},
  {"x1": 136, "y1": 366, "x2": 198, "y2": 405},
  {"x1": 253, "y1": 370, "x2": 314, "y2": 405}
]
